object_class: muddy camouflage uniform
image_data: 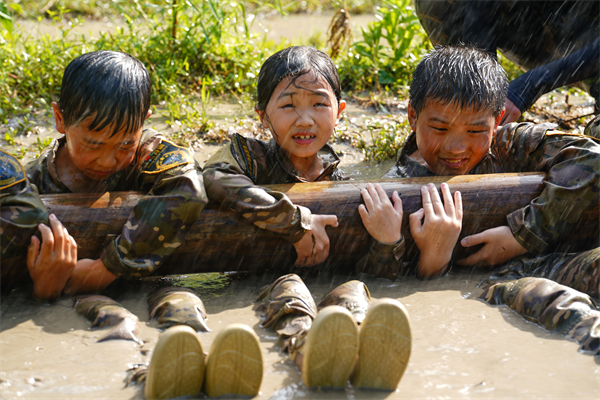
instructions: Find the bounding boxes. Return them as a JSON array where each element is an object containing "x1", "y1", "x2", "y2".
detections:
[
  {"x1": 26, "y1": 129, "x2": 208, "y2": 278},
  {"x1": 385, "y1": 121, "x2": 600, "y2": 341},
  {"x1": 481, "y1": 277, "x2": 600, "y2": 355},
  {"x1": 203, "y1": 133, "x2": 404, "y2": 280},
  {"x1": 1, "y1": 149, "x2": 49, "y2": 289}
]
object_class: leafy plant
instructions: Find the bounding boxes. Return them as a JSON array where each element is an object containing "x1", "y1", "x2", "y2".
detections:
[
  {"x1": 358, "y1": 118, "x2": 410, "y2": 164},
  {"x1": 336, "y1": 0, "x2": 430, "y2": 90}
]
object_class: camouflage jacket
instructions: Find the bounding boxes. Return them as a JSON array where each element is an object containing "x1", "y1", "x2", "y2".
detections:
[
  {"x1": 26, "y1": 129, "x2": 208, "y2": 278},
  {"x1": 204, "y1": 133, "x2": 403, "y2": 280},
  {"x1": 1, "y1": 149, "x2": 49, "y2": 258},
  {"x1": 384, "y1": 122, "x2": 600, "y2": 255}
]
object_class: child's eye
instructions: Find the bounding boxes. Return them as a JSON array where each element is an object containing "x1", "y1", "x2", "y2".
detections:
[
  {"x1": 281, "y1": 103, "x2": 294, "y2": 109},
  {"x1": 314, "y1": 102, "x2": 329, "y2": 108},
  {"x1": 431, "y1": 126, "x2": 447, "y2": 132}
]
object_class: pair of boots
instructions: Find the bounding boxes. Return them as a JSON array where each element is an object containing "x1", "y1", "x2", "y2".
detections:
[
  {"x1": 297, "y1": 299, "x2": 412, "y2": 390},
  {"x1": 144, "y1": 324, "x2": 263, "y2": 399}
]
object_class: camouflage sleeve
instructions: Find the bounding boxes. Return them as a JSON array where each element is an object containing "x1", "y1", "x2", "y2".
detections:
[
  {"x1": 203, "y1": 143, "x2": 312, "y2": 243},
  {"x1": 100, "y1": 142, "x2": 208, "y2": 278},
  {"x1": 496, "y1": 123, "x2": 600, "y2": 255},
  {"x1": 355, "y1": 236, "x2": 405, "y2": 280},
  {"x1": 1, "y1": 150, "x2": 49, "y2": 258}
]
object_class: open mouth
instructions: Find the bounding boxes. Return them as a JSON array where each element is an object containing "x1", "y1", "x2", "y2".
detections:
[
  {"x1": 292, "y1": 134, "x2": 316, "y2": 142},
  {"x1": 439, "y1": 157, "x2": 468, "y2": 168}
]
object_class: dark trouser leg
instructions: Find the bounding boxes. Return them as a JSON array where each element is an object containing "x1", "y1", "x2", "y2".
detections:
[{"x1": 481, "y1": 277, "x2": 600, "y2": 355}]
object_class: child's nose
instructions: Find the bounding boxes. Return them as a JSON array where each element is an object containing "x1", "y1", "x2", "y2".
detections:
[
  {"x1": 294, "y1": 109, "x2": 315, "y2": 127},
  {"x1": 443, "y1": 136, "x2": 467, "y2": 153},
  {"x1": 96, "y1": 152, "x2": 118, "y2": 168}
]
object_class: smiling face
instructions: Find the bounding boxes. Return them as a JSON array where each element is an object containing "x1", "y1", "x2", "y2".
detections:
[
  {"x1": 53, "y1": 102, "x2": 150, "y2": 185},
  {"x1": 409, "y1": 99, "x2": 503, "y2": 176},
  {"x1": 257, "y1": 71, "x2": 345, "y2": 166}
]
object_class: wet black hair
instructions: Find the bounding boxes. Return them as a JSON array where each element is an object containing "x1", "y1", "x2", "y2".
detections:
[
  {"x1": 410, "y1": 45, "x2": 508, "y2": 118},
  {"x1": 58, "y1": 50, "x2": 151, "y2": 136},
  {"x1": 256, "y1": 46, "x2": 342, "y2": 111}
]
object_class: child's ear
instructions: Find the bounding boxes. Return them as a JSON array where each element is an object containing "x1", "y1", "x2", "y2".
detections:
[
  {"x1": 407, "y1": 103, "x2": 417, "y2": 132},
  {"x1": 255, "y1": 106, "x2": 268, "y2": 128},
  {"x1": 52, "y1": 102, "x2": 66, "y2": 134},
  {"x1": 335, "y1": 100, "x2": 346, "y2": 124},
  {"x1": 493, "y1": 109, "x2": 505, "y2": 134},
  {"x1": 145, "y1": 109, "x2": 152, "y2": 120}
]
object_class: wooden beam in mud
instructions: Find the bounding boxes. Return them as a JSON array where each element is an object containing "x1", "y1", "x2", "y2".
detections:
[{"x1": 40, "y1": 172, "x2": 599, "y2": 275}]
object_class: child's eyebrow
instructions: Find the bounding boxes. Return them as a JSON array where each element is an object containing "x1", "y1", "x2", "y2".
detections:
[{"x1": 83, "y1": 138, "x2": 106, "y2": 145}]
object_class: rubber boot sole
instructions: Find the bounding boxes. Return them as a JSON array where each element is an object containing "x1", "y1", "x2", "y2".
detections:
[
  {"x1": 301, "y1": 306, "x2": 359, "y2": 389},
  {"x1": 204, "y1": 324, "x2": 263, "y2": 397},
  {"x1": 352, "y1": 298, "x2": 412, "y2": 390},
  {"x1": 144, "y1": 325, "x2": 205, "y2": 400}
]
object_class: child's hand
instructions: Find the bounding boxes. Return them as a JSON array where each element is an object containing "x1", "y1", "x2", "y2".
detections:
[
  {"x1": 294, "y1": 214, "x2": 338, "y2": 267},
  {"x1": 358, "y1": 183, "x2": 403, "y2": 244},
  {"x1": 457, "y1": 226, "x2": 527, "y2": 267},
  {"x1": 27, "y1": 214, "x2": 78, "y2": 300},
  {"x1": 409, "y1": 183, "x2": 462, "y2": 278},
  {"x1": 63, "y1": 258, "x2": 117, "y2": 295}
]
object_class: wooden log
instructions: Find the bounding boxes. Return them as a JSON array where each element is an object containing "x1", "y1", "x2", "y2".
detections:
[{"x1": 31, "y1": 172, "x2": 597, "y2": 277}]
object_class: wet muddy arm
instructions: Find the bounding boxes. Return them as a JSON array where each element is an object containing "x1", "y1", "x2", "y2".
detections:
[
  {"x1": 501, "y1": 124, "x2": 600, "y2": 255},
  {"x1": 204, "y1": 157, "x2": 312, "y2": 243},
  {"x1": 101, "y1": 163, "x2": 207, "y2": 278},
  {"x1": 355, "y1": 238, "x2": 405, "y2": 280}
]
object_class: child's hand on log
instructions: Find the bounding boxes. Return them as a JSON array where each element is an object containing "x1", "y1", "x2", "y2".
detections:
[
  {"x1": 294, "y1": 214, "x2": 338, "y2": 267},
  {"x1": 457, "y1": 226, "x2": 527, "y2": 267},
  {"x1": 27, "y1": 214, "x2": 77, "y2": 301},
  {"x1": 410, "y1": 183, "x2": 462, "y2": 278},
  {"x1": 359, "y1": 183, "x2": 403, "y2": 244},
  {"x1": 63, "y1": 258, "x2": 117, "y2": 295}
]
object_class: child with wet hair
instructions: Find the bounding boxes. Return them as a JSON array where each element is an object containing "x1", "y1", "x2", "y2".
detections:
[
  {"x1": 204, "y1": 45, "x2": 406, "y2": 279},
  {"x1": 26, "y1": 50, "x2": 208, "y2": 295},
  {"x1": 385, "y1": 44, "x2": 600, "y2": 350},
  {"x1": 203, "y1": 46, "x2": 413, "y2": 391}
]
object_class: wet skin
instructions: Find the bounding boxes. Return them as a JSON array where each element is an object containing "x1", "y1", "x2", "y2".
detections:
[
  {"x1": 52, "y1": 102, "x2": 151, "y2": 193},
  {"x1": 407, "y1": 100, "x2": 502, "y2": 176},
  {"x1": 256, "y1": 71, "x2": 346, "y2": 181}
]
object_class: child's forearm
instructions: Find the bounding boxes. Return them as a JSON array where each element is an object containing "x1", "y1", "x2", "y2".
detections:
[
  {"x1": 416, "y1": 252, "x2": 452, "y2": 278},
  {"x1": 63, "y1": 258, "x2": 117, "y2": 295},
  {"x1": 205, "y1": 165, "x2": 312, "y2": 241}
]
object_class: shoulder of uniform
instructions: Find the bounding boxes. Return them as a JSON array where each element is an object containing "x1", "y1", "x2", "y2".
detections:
[
  {"x1": 0, "y1": 149, "x2": 27, "y2": 190},
  {"x1": 229, "y1": 133, "x2": 262, "y2": 181},
  {"x1": 139, "y1": 138, "x2": 193, "y2": 174}
]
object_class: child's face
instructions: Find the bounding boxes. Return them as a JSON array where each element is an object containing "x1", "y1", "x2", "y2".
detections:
[
  {"x1": 408, "y1": 99, "x2": 503, "y2": 175},
  {"x1": 52, "y1": 102, "x2": 150, "y2": 181},
  {"x1": 257, "y1": 71, "x2": 345, "y2": 161}
]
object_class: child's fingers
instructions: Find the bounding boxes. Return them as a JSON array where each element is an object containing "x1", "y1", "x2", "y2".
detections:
[
  {"x1": 27, "y1": 236, "x2": 41, "y2": 271},
  {"x1": 358, "y1": 204, "x2": 369, "y2": 223},
  {"x1": 409, "y1": 208, "x2": 424, "y2": 233},
  {"x1": 421, "y1": 185, "x2": 434, "y2": 216},
  {"x1": 321, "y1": 215, "x2": 338, "y2": 228},
  {"x1": 361, "y1": 187, "x2": 374, "y2": 212},
  {"x1": 456, "y1": 248, "x2": 488, "y2": 267},
  {"x1": 428, "y1": 183, "x2": 445, "y2": 215},
  {"x1": 49, "y1": 214, "x2": 65, "y2": 254},
  {"x1": 440, "y1": 183, "x2": 455, "y2": 218},
  {"x1": 454, "y1": 191, "x2": 463, "y2": 221},
  {"x1": 460, "y1": 231, "x2": 487, "y2": 248},
  {"x1": 37, "y1": 223, "x2": 54, "y2": 260},
  {"x1": 68, "y1": 235, "x2": 78, "y2": 265},
  {"x1": 392, "y1": 191, "x2": 403, "y2": 214},
  {"x1": 371, "y1": 183, "x2": 386, "y2": 206}
]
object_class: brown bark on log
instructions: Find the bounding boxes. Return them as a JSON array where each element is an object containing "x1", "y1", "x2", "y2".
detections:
[{"x1": 38, "y1": 172, "x2": 599, "y2": 276}]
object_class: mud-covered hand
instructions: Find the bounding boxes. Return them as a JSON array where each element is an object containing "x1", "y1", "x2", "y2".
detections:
[
  {"x1": 358, "y1": 183, "x2": 403, "y2": 244},
  {"x1": 409, "y1": 183, "x2": 463, "y2": 278},
  {"x1": 27, "y1": 214, "x2": 77, "y2": 301},
  {"x1": 293, "y1": 214, "x2": 338, "y2": 267},
  {"x1": 63, "y1": 258, "x2": 117, "y2": 295},
  {"x1": 457, "y1": 225, "x2": 527, "y2": 267}
]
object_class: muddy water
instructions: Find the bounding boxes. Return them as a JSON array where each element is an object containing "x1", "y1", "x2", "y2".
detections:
[{"x1": 1, "y1": 270, "x2": 599, "y2": 399}]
